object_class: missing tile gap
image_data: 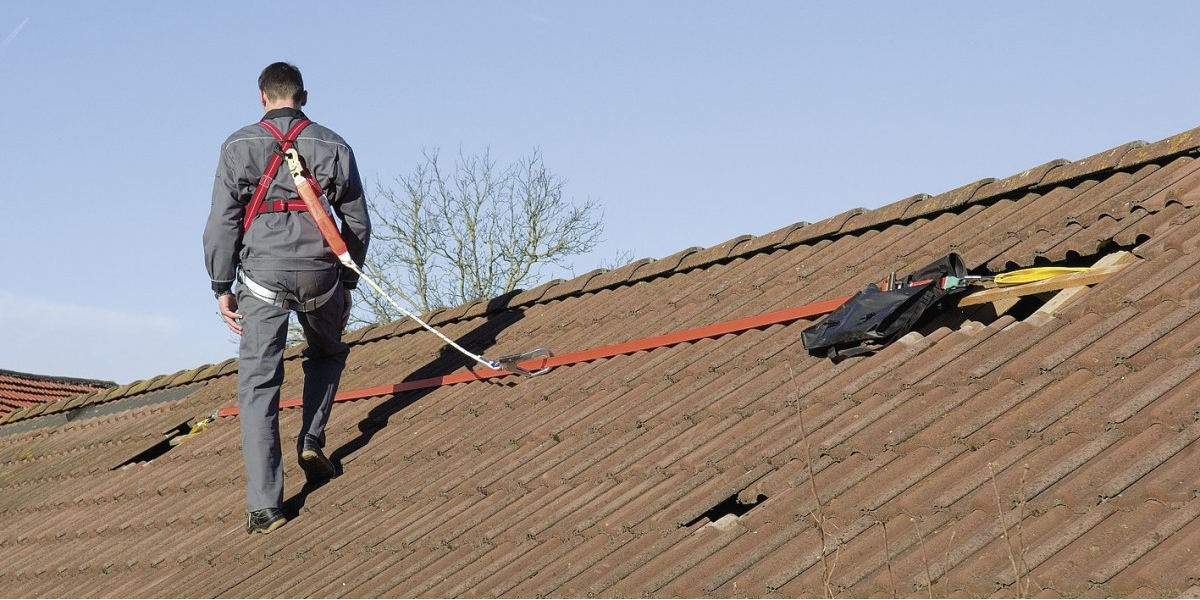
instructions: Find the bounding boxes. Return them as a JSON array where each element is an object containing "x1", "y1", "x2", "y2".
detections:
[
  {"x1": 685, "y1": 492, "x2": 767, "y2": 528},
  {"x1": 111, "y1": 420, "x2": 192, "y2": 470}
]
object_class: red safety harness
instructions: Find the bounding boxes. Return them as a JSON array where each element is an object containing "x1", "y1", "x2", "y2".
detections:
[{"x1": 242, "y1": 119, "x2": 327, "y2": 232}]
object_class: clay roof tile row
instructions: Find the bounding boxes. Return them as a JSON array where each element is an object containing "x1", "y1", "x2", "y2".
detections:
[
  {"x1": 0, "y1": 370, "x2": 115, "y2": 419},
  {"x1": 5, "y1": 126, "x2": 1200, "y2": 597}
]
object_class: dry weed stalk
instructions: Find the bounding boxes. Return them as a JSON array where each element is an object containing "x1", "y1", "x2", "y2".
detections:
[
  {"x1": 790, "y1": 364, "x2": 842, "y2": 598},
  {"x1": 990, "y1": 463, "x2": 1037, "y2": 598},
  {"x1": 913, "y1": 517, "x2": 933, "y2": 600},
  {"x1": 880, "y1": 520, "x2": 897, "y2": 599},
  {"x1": 942, "y1": 529, "x2": 957, "y2": 598}
]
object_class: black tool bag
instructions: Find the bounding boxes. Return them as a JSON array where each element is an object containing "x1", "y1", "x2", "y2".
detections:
[{"x1": 801, "y1": 253, "x2": 968, "y2": 361}]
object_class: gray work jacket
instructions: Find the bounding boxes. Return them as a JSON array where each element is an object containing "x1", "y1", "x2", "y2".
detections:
[{"x1": 203, "y1": 108, "x2": 371, "y2": 295}]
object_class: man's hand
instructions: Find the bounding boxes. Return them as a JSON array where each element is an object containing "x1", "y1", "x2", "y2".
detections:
[{"x1": 217, "y1": 293, "x2": 243, "y2": 335}]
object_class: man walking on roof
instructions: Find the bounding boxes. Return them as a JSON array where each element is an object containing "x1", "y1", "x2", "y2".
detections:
[{"x1": 203, "y1": 62, "x2": 371, "y2": 535}]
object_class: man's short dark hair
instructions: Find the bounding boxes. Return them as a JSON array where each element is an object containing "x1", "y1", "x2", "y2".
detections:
[{"x1": 258, "y1": 62, "x2": 304, "y2": 103}]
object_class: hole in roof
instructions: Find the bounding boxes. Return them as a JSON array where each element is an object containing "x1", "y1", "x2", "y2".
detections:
[
  {"x1": 111, "y1": 420, "x2": 192, "y2": 470},
  {"x1": 1002, "y1": 295, "x2": 1048, "y2": 321},
  {"x1": 916, "y1": 243, "x2": 1140, "y2": 336},
  {"x1": 684, "y1": 491, "x2": 767, "y2": 528},
  {"x1": 918, "y1": 289, "x2": 1048, "y2": 335}
]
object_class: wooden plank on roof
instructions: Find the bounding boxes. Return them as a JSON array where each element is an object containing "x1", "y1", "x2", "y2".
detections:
[
  {"x1": 956, "y1": 252, "x2": 1136, "y2": 308},
  {"x1": 1036, "y1": 252, "x2": 1137, "y2": 316}
]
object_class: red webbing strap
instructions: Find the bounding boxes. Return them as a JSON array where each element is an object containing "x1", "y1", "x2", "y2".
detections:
[
  {"x1": 270, "y1": 121, "x2": 328, "y2": 199},
  {"x1": 262, "y1": 200, "x2": 309, "y2": 213},
  {"x1": 242, "y1": 119, "x2": 312, "y2": 232},
  {"x1": 215, "y1": 295, "x2": 852, "y2": 418}
]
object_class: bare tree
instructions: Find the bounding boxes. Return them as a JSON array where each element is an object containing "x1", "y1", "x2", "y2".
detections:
[{"x1": 354, "y1": 147, "x2": 604, "y2": 325}]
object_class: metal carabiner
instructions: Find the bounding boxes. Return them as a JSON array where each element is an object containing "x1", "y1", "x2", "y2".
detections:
[
  {"x1": 493, "y1": 348, "x2": 554, "y2": 376},
  {"x1": 283, "y1": 148, "x2": 305, "y2": 179}
]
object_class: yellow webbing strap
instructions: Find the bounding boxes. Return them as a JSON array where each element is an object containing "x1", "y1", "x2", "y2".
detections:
[
  {"x1": 993, "y1": 267, "x2": 1092, "y2": 286},
  {"x1": 168, "y1": 412, "x2": 216, "y2": 447}
]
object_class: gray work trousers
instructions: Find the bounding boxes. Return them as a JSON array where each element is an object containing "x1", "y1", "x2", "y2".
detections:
[{"x1": 236, "y1": 267, "x2": 348, "y2": 512}]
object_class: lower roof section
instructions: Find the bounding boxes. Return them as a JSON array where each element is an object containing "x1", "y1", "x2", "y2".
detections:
[{"x1": 0, "y1": 369, "x2": 115, "y2": 418}]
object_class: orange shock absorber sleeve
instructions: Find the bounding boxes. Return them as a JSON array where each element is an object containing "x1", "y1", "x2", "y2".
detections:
[{"x1": 284, "y1": 149, "x2": 354, "y2": 267}]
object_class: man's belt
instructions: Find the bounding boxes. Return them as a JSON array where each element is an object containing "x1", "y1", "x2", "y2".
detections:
[{"x1": 237, "y1": 271, "x2": 339, "y2": 313}]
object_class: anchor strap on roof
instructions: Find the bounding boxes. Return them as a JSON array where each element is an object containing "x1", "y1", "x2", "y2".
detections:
[{"x1": 212, "y1": 252, "x2": 1131, "y2": 419}]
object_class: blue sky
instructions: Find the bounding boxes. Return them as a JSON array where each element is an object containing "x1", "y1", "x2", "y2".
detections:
[{"x1": 3, "y1": 1, "x2": 1200, "y2": 383}]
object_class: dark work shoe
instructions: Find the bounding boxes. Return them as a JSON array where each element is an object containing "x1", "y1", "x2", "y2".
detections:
[
  {"x1": 299, "y1": 435, "x2": 336, "y2": 482},
  {"x1": 246, "y1": 507, "x2": 286, "y2": 534}
]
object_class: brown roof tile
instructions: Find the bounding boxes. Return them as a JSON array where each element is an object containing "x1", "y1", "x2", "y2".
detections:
[
  {"x1": 1118, "y1": 125, "x2": 1200, "y2": 169},
  {"x1": 8, "y1": 125, "x2": 1200, "y2": 597},
  {"x1": 803, "y1": 207, "x2": 868, "y2": 240},
  {"x1": 1041, "y1": 140, "x2": 1147, "y2": 188},
  {"x1": 976, "y1": 158, "x2": 1069, "y2": 200},
  {"x1": 740, "y1": 220, "x2": 815, "y2": 254},
  {"x1": 903, "y1": 178, "x2": 996, "y2": 220}
]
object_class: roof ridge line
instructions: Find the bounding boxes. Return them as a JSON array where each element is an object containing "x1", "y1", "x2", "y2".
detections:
[
  {"x1": 15, "y1": 126, "x2": 1199, "y2": 428},
  {"x1": 498, "y1": 128, "x2": 1200, "y2": 318},
  {"x1": 746, "y1": 127, "x2": 1200, "y2": 260},
  {"x1": 336, "y1": 126, "x2": 1200, "y2": 355}
]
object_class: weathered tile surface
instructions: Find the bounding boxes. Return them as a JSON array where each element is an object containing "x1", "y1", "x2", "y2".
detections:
[{"x1": 4, "y1": 128, "x2": 1200, "y2": 597}]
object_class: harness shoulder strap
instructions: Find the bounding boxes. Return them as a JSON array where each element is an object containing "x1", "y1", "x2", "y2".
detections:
[{"x1": 243, "y1": 119, "x2": 313, "y2": 232}]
